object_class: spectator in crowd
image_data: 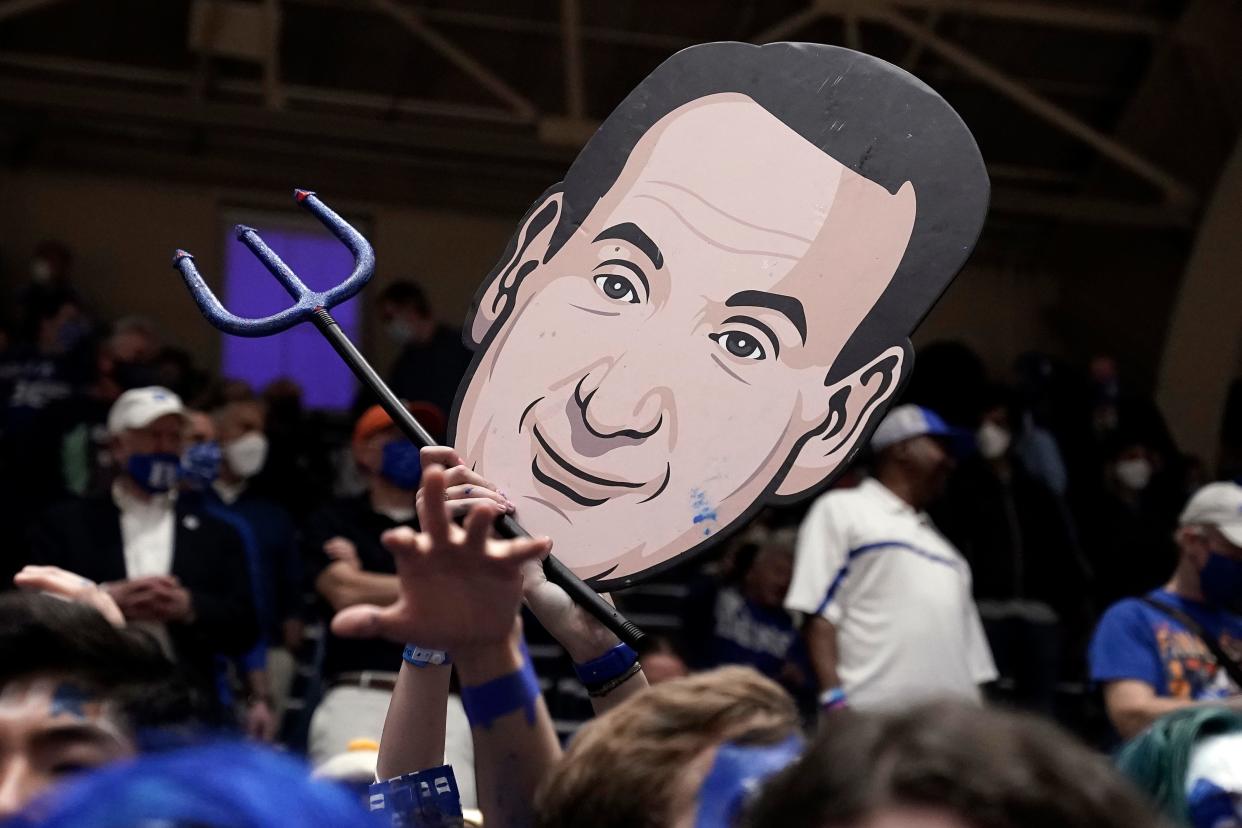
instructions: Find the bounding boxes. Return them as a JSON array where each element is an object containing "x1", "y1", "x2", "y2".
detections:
[
  {"x1": 1076, "y1": 428, "x2": 1187, "y2": 609},
  {"x1": 61, "y1": 316, "x2": 164, "y2": 500},
  {"x1": 1116, "y1": 707, "x2": 1242, "y2": 828},
  {"x1": 7, "y1": 742, "x2": 377, "y2": 827},
  {"x1": 256, "y1": 378, "x2": 337, "y2": 521},
  {"x1": 535, "y1": 666, "x2": 801, "y2": 828},
  {"x1": 183, "y1": 402, "x2": 300, "y2": 742},
  {"x1": 0, "y1": 291, "x2": 93, "y2": 573},
  {"x1": 742, "y1": 701, "x2": 1166, "y2": 828},
  {"x1": 370, "y1": 280, "x2": 470, "y2": 423},
  {"x1": 27, "y1": 387, "x2": 257, "y2": 711},
  {"x1": 683, "y1": 528, "x2": 813, "y2": 705},
  {"x1": 786, "y1": 404, "x2": 996, "y2": 714},
  {"x1": 1089, "y1": 481, "x2": 1242, "y2": 740},
  {"x1": 933, "y1": 386, "x2": 1093, "y2": 710},
  {"x1": 0, "y1": 590, "x2": 197, "y2": 818},
  {"x1": 304, "y1": 402, "x2": 468, "y2": 767}
]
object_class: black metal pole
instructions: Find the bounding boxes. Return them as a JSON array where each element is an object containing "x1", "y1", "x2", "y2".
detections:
[{"x1": 311, "y1": 308, "x2": 645, "y2": 648}]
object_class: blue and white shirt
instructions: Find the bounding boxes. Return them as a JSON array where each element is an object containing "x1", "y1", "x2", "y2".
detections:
[{"x1": 786, "y1": 477, "x2": 997, "y2": 709}]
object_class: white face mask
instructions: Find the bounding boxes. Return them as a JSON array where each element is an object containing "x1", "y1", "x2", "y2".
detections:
[
  {"x1": 1115, "y1": 457, "x2": 1152, "y2": 491},
  {"x1": 223, "y1": 432, "x2": 268, "y2": 479},
  {"x1": 976, "y1": 421, "x2": 1011, "y2": 460}
]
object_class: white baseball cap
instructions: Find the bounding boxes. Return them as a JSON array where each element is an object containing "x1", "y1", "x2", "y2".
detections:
[
  {"x1": 1179, "y1": 481, "x2": 1242, "y2": 546},
  {"x1": 870, "y1": 404, "x2": 969, "y2": 453},
  {"x1": 106, "y1": 386, "x2": 186, "y2": 435}
]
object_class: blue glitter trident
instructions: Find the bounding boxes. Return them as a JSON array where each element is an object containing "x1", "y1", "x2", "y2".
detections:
[
  {"x1": 172, "y1": 189, "x2": 373, "y2": 337},
  {"x1": 170, "y1": 188, "x2": 644, "y2": 648}
]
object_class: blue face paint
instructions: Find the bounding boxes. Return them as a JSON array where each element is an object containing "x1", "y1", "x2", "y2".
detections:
[
  {"x1": 694, "y1": 734, "x2": 802, "y2": 828},
  {"x1": 126, "y1": 452, "x2": 181, "y2": 494},
  {"x1": 49, "y1": 683, "x2": 91, "y2": 718},
  {"x1": 381, "y1": 440, "x2": 423, "y2": 491}
]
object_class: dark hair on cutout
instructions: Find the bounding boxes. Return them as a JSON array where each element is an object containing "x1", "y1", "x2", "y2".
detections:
[
  {"x1": 475, "y1": 41, "x2": 988, "y2": 385},
  {"x1": 742, "y1": 701, "x2": 1167, "y2": 828},
  {"x1": 378, "y1": 280, "x2": 430, "y2": 315},
  {"x1": 0, "y1": 592, "x2": 203, "y2": 730}
]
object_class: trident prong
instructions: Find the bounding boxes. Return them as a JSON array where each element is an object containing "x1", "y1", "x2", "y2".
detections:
[
  {"x1": 169, "y1": 188, "x2": 646, "y2": 648},
  {"x1": 172, "y1": 190, "x2": 375, "y2": 337}
]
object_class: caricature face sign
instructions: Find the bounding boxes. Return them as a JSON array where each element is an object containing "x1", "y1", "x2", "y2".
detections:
[{"x1": 452, "y1": 42, "x2": 989, "y2": 588}]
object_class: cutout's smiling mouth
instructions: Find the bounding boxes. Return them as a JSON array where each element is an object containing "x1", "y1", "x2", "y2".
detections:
[{"x1": 529, "y1": 424, "x2": 671, "y2": 507}]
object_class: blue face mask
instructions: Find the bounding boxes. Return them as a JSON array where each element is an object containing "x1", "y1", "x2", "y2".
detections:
[
  {"x1": 694, "y1": 734, "x2": 803, "y2": 828},
  {"x1": 126, "y1": 452, "x2": 181, "y2": 494},
  {"x1": 181, "y1": 441, "x2": 222, "y2": 490},
  {"x1": 381, "y1": 441, "x2": 422, "y2": 491},
  {"x1": 1202, "y1": 552, "x2": 1242, "y2": 610}
]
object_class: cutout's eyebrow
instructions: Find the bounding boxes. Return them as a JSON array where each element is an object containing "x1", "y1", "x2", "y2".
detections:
[
  {"x1": 591, "y1": 223, "x2": 664, "y2": 270},
  {"x1": 726, "y1": 290, "x2": 807, "y2": 343}
]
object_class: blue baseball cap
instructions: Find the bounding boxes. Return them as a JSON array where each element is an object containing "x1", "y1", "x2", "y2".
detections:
[{"x1": 870, "y1": 404, "x2": 973, "y2": 454}]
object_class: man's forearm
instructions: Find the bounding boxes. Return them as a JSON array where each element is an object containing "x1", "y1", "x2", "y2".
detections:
[
  {"x1": 377, "y1": 661, "x2": 453, "y2": 781},
  {"x1": 317, "y1": 564, "x2": 400, "y2": 610}
]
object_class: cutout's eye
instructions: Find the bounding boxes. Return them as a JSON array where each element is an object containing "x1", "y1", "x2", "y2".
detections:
[
  {"x1": 709, "y1": 331, "x2": 767, "y2": 361},
  {"x1": 593, "y1": 274, "x2": 640, "y2": 304}
]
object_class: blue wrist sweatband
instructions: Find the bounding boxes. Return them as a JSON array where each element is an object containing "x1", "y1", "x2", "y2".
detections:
[
  {"x1": 574, "y1": 642, "x2": 638, "y2": 687},
  {"x1": 460, "y1": 647, "x2": 540, "y2": 730},
  {"x1": 403, "y1": 644, "x2": 451, "y2": 668}
]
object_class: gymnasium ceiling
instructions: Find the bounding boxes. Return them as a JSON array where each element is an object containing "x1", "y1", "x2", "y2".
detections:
[{"x1": 0, "y1": 0, "x2": 1239, "y2": 228}]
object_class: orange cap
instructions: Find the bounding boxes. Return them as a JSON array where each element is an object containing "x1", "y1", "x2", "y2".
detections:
[{"x1": 352, "y1": 401, "x2": 447, "y2": 454}]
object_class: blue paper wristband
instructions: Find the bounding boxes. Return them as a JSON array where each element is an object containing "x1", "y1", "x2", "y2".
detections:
[
  {"x1": 573, "y1": 642, "x2": 638, "y2": 688},
  {"x1": 460, "y1": 650, "x2": 540, "y2": 730},
  {"x1": 403, "y1": 644, "x2": 451, "y2": 668}
]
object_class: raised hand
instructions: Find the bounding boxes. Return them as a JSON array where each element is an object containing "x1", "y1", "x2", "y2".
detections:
[
  {"x1": 14, "y1": 565, "x2": 126, "y2": 628},
  {"x1": 422, "y1": 446, "x2": 620, "y2": 663},
  {"x1": 331, "y1": 464, "x2": 551, "y2": 651}
]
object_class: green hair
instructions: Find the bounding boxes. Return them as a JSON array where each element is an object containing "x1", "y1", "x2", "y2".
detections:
[{"x1": 1115, "y1": 707, "x2": 1242, "y2": 825}]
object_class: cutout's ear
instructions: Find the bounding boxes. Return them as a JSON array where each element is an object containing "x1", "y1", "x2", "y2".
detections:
[
  {"x1": 467, "y1": 191, "x2": 563, "y2": 348},
  {"x1": 775, "y1": 343, "x2": 909, "y2": 498}
]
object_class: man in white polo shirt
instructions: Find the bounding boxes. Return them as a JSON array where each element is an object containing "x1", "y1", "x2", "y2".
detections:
[{"x1": 786, "y1": 404, "x2": 996, "y2": 713}]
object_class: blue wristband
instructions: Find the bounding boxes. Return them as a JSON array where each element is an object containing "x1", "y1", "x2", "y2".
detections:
[
  {"x1": 574, "y1": 642, "x2": 638, "y2": 688},
  {"x1": 818, "y1": 687, "x2": 848, "y2": 710},
  {"x1": 460, "y1": 647, "x2": 540, "y2": 730},
  {"x1": 403, "y1": 644, "x2": 451, "y2": 668}
]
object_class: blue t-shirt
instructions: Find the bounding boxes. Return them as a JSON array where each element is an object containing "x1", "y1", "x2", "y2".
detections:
[{"x1": 1089, "y1": 589, "x2": 1242, "y2": 700}]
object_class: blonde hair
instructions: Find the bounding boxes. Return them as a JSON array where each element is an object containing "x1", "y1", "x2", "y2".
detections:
[{"x1": 535, "y1": 666, "x2": 799, "y2": 828}]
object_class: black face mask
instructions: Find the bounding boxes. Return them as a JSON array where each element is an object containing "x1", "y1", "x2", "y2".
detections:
[{"x1": 113, "y1": 360, "x2": 160, "y2": 390}]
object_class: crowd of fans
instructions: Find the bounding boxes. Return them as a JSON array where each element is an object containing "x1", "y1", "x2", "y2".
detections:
[{"x1": 1, "y1": 242, "x2": 1241, "y2": 827}]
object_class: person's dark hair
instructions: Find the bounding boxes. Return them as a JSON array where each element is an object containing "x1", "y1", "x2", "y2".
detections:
[
  {"x1": 477, "y1": 41, "x2": 988, "y2": 386},
  {"x1": 742, "y1": 702, "x2": 1167, "y2": 828},
  {"x1": 0, "y1": 593, "x2": 202, "y2": 730},
  {"x1": 378, "y1": 280, "x2": 430, "y2": 316}
]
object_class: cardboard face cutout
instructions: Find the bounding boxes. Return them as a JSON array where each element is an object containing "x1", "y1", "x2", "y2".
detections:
[{"x1": 451, "y1": 41, "x2": 989, "y2": 589}]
